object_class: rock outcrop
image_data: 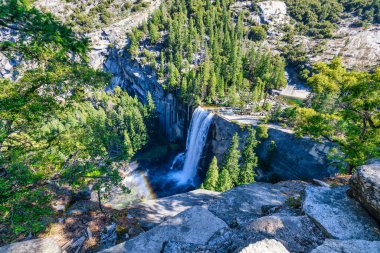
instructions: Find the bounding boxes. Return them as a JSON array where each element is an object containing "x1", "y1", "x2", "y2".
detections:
[
  {"x1": 237, "y1": 239, "x2": 289, "y2": 253},
  {"x1": 105, "y1": 49, "x2": 189, "y2": 142},
  {"x1": 203, "y1": 115, "x2": 337, "y2": 182},
  {"x1": 303, "y1": 186, "x2": 380, "y2": 240},
  {"x1": 101, "y1": 181, "x2": 322, "y2": 252},
  {"x1": 0, "y1": 238, "x2": 61, "y2": 253},
  {"x1": 100, "y1": 206, "x2": 227, "y2": 253},
  {"x1": 257, "y1": 1, "x2": 289, "y2": 26},
  {"x1": 207, "y1": 181, "x2": 306, "y2": 226},
  {"x1": 310, "y1": 26, "x2": 380, "y2": 71},
  {"x1": 311, "y1": 239, "x2": 380, "y2": 253},
  {"x1": 3, "y1": 173, "x2": 380, "y2": 253},
  {"x1": 247, "y1": 215, "x2": 325, "y2": 252},
  {"x1": 97, "y1": 170, "x2": 380, "y2": 253},
  {"x1": 126, "y1": 189, "x2": 220, "y2": 230},
  {"x1": 349, "y1": 160, "x2": 380, "y2": 223}
]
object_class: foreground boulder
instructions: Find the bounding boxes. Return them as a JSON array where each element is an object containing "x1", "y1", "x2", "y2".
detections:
[
  {"x1": 303, "y1": 186, "x2": 380, "y2": 240},
  {"x1": 311, "y1": 239, "x2": 380, "y2": 253},
  {"x1": 0, "y1": 238, "x2": 61, "y2": 253},
  {"x1": 246, "y1": 215, "x2": 324, "y2": 252},
  {"x1": 127, "y1": 189, "x2": 220, "y2": 230},
  {"x1": 208, "y1": 181, "x2": 306, "y2": 226},
  {"x1": 349, "y1": 160, "x2": 380, "y2": 222},
  {"x1": 237, "y1": 239, "x2": 289, "y2": 253},
  {"x1": 100, "y1": 206, "x2": 227, "y2": 253}
]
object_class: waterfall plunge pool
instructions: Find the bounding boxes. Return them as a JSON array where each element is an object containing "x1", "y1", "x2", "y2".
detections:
[{"x1": 108, "y1": 107, "x2": 214, "y2": 206}]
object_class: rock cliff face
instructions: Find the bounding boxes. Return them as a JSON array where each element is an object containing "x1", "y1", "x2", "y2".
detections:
[
  {"x1": 35, "y1": 0, "x2": 188, "y2": 142},
  {"x1": 202, "y1": 115, "x2": 337, "y2": 182},
  {"x1": 105, "y1": 49, "x2": 189, "y2": 142},
  {"x1": 349, "y1": 160, "x2": 380, "y2": 223}
]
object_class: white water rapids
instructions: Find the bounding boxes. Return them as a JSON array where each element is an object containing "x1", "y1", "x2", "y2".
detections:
[{"x1": 171, "y1": 107, "x2": 214, "y2": 185}]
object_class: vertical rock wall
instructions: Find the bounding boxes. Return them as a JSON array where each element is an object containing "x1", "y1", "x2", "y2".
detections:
[
  {"x1": 201, "y1": 115, "x2": 337, "y2": 182},
  {"x1": 104, "y1": 49, "x2": 189, "y2": 142}
]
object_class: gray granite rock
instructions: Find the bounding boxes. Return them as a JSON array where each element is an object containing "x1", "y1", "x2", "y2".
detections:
[
  {"x1": 246, "y1": 215, "x2": 325, "y2": 252},
  {"x1": 237, "y1": 239, "x2": 289, "y2": 253},
  {"x1": 311, "y1": 239, "x2": 380, "y2": 253},
  {"x1": 162, "y1": 241, "x2": 210, "y2": 253},
  {"x1": 208, "y1": 181, "x2": 306, "y2": 226},
  {"x1": 127, "y1": 189, "x2": 220, "y2": 230},
  {"x1": 257, "y1": 1, "x2": 289, "y2": 26},
  {"x1": 100, "y1": 206, "x2": 227, "y2": 253},
  {"x1": 349, "y1": 160, "x2": 380, "y2": 222},
  {"x1": 303, "y1": 186, "x2": 380, "y2": 240},
  {"x1": 100, "y1": 223, "x2": 117, "y2": 250},
  {"x1": 204, "y1": 116, "x2": 337, "y2": 183},
  {"x1": 0, "y1": 238, "x2": 61, "y2": 253}
]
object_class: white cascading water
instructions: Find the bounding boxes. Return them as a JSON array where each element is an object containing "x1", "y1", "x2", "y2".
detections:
[{"x1": 171, "y1": 107, "x2": 214, "y2": 185}]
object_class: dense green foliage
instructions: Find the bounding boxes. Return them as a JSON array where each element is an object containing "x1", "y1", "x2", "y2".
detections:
[
  {"x1": 216, "y1": 167, "x2": 233, "y2": 192},
  {"x1": 284, "y1": 0, "x2": 342, "y2": 38},
  {"x1": 238, "y1": 128, "x2": 258, "y2": 185},
  {"x1": 283, "y1": 0, "x2": 380, "y2": 38},
  {"x1": 294, "y1": 58, "x2": 380, "y2": 173},
  {"x1": 201, "y1": 156, "x2": 219, "y2": 191},
  {"x1": 0, "y1": 0, "x2": 89, "y2": 59},
  {"x1": 222, "y1": 133, "x2": 241, "y2": 185},
  {"x1": 340, "y1": 0, "x2": 380, "y2": 24},
  {"x1": 61, "y1": 0, "x2": 151, "y2": 32},
  {"x1": 205, "y1": 129, "x2": 259, "y2": 192},
  {"x1": 248, "y1": 25, "x2": 267, "y2": 42},
  {"x1": 0, "y1": 0, "x2": 155, "y2": 240},
  {"x1": 127, "y1": 0, "x2": 286, "y2": 106},
  {"x1": 257, "y1": 124, "x2": 269, "y2": 139}
]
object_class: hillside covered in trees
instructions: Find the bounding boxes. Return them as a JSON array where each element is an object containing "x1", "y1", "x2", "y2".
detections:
[{"x1": 0, "y1": 0, "x2": 159, "y2": 243}]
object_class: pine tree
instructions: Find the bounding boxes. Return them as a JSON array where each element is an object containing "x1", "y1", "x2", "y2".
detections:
[
  {"x1": 202, "y1": 157, "x2": 219, "y2": 191},
  {"x1": 159, "y1": 51, "x2": 165, "y2": 79},
  {"x1": 216, "y1": 168, "x2": 233, "y2": 192},
  {"x1": 238, "y1": 128, "x2": 258, "y2": 185},
  {"x1": 180, "y1": 76, "x2": 188, "y2": 101},
  {"x1": 208, "y1": 71, "x2": 217, "y2": 103},
  {"x1": 222, "y1": 133, "x2": 241, "y2": 186},
  {"x1": 149, "y1": 22, "x2": 160, "y2": 43}
]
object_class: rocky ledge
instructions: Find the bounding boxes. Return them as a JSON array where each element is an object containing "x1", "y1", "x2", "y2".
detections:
[
  {"x1": 349, "y1": 160, "x2": 380, "y2": 223},
  {"x1": 1, "y1": 161, "x2": 379, "y2": 253},
  {"x1": 97, "y1": 175, "x2": 380, "y2": 253}
]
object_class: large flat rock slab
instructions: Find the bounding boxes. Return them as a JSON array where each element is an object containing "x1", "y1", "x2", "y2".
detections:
[
  {"x1": 311, "y1": 239, "x2": 380, "y2": 253},
  {"x1": 0, "y1": 238, "x2": 61, "y2": 253},
  {"x1": 208, "y1": 181, "x2": 306, "y2": 225},
  {"x1": 349, "y1": 160, "x2": 380, "y2": 222},
  {"x1": 246, "y1": 215, "x2": 325, "y2": 253},
  {"x1": 100, "y1": 206, "x2": 227, "y2": 253},
  {"x1": 303, "y1": 186, "x2": 380, "y2": 240},
  {"x1": 127, "y1": 189, "x2": 220, "y2": 229}
]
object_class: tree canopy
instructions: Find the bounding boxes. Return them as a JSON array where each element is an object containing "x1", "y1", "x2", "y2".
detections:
[
  {"x1": 294, "y1": 58, "x2": 380, "y2": 173},
  {"x1": 0, "y1": 0, "x2": 156, "y2": 241}
]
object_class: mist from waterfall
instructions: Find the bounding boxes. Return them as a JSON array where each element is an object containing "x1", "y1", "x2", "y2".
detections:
[{"x1": 171, "y1": 107, "x2": 214, "y2": 185}]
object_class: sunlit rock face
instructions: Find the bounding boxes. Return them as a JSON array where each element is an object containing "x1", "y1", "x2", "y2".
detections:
[
  {"x1": 257, "y1": 1, "x2": 289, "y2": 26},
  {"x1": 310, "y1": 27, "x2": 380, "y2": 70},
  {"x1": 349, "y1": 160, "x2": 380, "y2": 223}
]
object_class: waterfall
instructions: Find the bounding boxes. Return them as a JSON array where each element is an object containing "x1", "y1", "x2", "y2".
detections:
[{"x1": 171, "y1": 107, "x2": 214, "y2": 185}]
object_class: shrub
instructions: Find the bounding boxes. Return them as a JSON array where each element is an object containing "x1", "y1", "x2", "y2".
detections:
[
  {"x1": 249, "y1": 26, "x2": 267, "y2": 41},
  {"x1": 257, "y1": 124, "x2": 269, "y2": 139}
]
